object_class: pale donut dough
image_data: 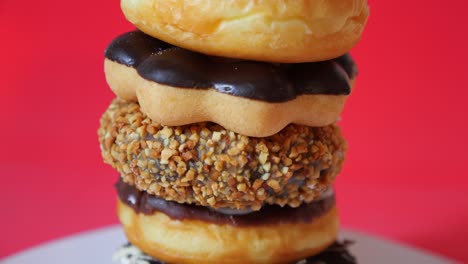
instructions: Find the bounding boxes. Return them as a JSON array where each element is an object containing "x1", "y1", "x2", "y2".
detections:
[{"x1": 104, "y1": 59, "x2": 354, "y2": 137}]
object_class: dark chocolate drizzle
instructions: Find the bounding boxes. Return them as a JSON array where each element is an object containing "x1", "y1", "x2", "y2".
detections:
[
  {"x1": 115, "y1": 179, "x2": 335, "y2": 226},
  {"x1": 307, "y1": 240, "x2": 357, "y2": 264},
  {"x1": 115, "y1": 241, "x2": 357, "y2": 264},
  {"x1": 105, "y1": 31, "x2": 357, "y2": 102}
]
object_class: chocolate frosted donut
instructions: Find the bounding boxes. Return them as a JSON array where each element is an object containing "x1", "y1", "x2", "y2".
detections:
[
  {"x1": 104, "y1": 31, "x2": 358, "y2": 137},
  {"x1": 115, "y1": 181, "x2": 340, "y2": 264},
  {"x1": 98, "y1": 99, "x2": 347, "y2": 210},
  {"x1": 116, "y1": 178, "x2": 335, "y2": 226},
  {"x1": 105, "y1": 31, "x2": 356, "y2": 101}
]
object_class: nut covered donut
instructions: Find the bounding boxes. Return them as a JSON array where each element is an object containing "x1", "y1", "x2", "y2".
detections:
[
  {"x1": 104, "y1": 31, "x2": 358, "y2": 137},
  {"x1": 116, "y1": 179, "x2": 339, "y2": 264},
  {"x1": 121, "y1": 0, "x2": 369, "y2": 62},
  {"x1": 98, "y1": 99, "x2": 347, "y2": 210}
]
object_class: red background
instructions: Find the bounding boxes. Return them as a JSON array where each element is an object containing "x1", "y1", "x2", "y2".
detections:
[{"x1": 1, "y1": 0, "x2": 467, "y2": 262}]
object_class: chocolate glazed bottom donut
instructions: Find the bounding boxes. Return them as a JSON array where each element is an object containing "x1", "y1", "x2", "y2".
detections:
[
  {"x1": 113, "y1": 241, "x2": 357, "y2": 264},
  {"x1": 116, "y1": 180, "x2": 339, "y2": 264}
]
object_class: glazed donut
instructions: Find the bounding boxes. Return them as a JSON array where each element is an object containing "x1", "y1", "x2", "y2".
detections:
[
  {"x1": 98, "y1": 99, "x2": 347, "y2": 210},
  {"x1": 116, "y1": 181, "x2": 339, "y2": 264},
  {"x1": 104, "y1": 31, "x2": 357, "y2": 137},
  {"x1": 120, "y1": 0, "x2": 369, "y2": 62}
]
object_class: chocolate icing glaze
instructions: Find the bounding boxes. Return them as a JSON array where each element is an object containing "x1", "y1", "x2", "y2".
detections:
[
  {"x1": 105, "y1": 31, "x2": 357, "y2": 102},
  {"x1": 116, "y1": 179, "x2": 335, "y2": 226}
]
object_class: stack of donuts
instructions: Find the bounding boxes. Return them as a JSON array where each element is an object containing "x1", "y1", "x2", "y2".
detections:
[{"x1": 99, "y1": 1, "x2": 369, "y2": 263}]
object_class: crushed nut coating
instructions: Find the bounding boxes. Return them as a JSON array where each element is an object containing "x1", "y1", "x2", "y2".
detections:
[{"x1": 99, "y1": 99, "x2": 347, "y2": 210}]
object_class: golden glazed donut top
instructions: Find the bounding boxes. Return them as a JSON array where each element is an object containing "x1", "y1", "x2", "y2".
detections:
[{"x1": 121, "y1": 0, "x2": 369, "y2": 62}]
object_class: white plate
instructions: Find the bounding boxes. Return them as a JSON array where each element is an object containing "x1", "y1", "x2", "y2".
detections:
[{"x1": 1, "y1": 226, "x2": 456, "y2": 264}]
